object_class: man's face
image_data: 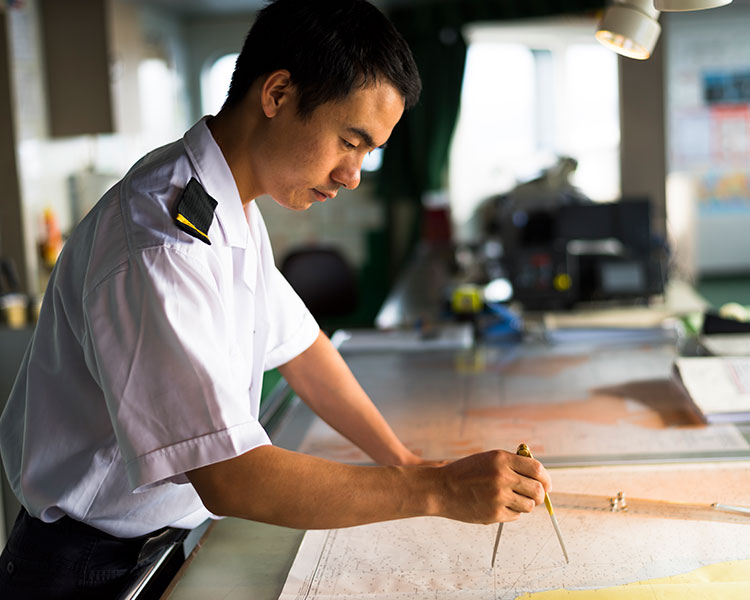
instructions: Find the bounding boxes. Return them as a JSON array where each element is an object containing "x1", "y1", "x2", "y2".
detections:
[{"x1": 258, "y1": 82, "x2": 405, "y2": 211}]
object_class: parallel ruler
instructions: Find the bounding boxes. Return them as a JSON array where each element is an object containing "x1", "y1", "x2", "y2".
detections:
[{"x1": 550, "y1": 491, "x2": 750, "y2": 525}]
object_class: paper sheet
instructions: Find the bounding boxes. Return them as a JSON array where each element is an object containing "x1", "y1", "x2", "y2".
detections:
[
  {"x1": 674, "y1": 356, "x2": 750, "y2": 422},
  {"x1": 299, "y1": 411, "x2": 748, "y2": 463},
  {"x1": 279, "y1": 463, "x2": 750, "y2": 600},
  {"x1": 519, "y1": 560, "x2": 750, "y2": 599},
  {"x1": 299, "y1": 344, "x2": 749, "y2": 463}
]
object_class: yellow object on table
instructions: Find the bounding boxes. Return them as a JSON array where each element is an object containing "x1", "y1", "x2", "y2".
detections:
[
  {"x1": 451, "y1": 284, "x2": 483, "y2": 315},
  {"x1": 517, "y1": 558, "x2": 750, "y2": 599}
]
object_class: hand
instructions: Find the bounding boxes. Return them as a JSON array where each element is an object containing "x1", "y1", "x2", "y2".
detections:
[
  {"x1": 435, "y1": 449, "x2": 550, "y2": 524},
  {"x1": 417, "y1": 458, "x2": 451, "y2": 467},
  {"x1": 390, "y1": 448, "x2": 449, "y2": 468}
]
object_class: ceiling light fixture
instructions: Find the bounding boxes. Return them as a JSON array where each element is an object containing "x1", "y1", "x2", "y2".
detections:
[{"x1": 595, "y1": 0, "x2": 661, "y2": 60}]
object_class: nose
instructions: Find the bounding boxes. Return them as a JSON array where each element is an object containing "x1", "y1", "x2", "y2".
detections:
[{"x1": 332, "y1": 156, "x2": 362, "y2": 191}]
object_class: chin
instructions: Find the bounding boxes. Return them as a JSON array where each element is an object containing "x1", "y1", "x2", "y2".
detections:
[{"x1": 272, "y1": 196, "x2": 313, "y2": 212}]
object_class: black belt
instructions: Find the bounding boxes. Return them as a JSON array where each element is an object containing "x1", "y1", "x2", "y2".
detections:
[
  {"x1": 2, "y1": 508, "x2": 191, "y2": 599},
  {"x1": 23, "y1": 508, "x2": 187, "y2": 566}
]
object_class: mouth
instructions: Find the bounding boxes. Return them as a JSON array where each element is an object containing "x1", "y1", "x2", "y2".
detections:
[{"x1": 312, "y1": 188, "x2": 336, "y2": 201}]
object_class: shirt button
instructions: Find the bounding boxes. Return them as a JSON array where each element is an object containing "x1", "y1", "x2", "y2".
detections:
[{"x1": 6, "y1": 560, "x2": 14, "y2": 575}]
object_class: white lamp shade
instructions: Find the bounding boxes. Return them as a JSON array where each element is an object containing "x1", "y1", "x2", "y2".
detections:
[
  {"x1": 596, "y1": 4, "x2": 661, "y2": 60},
  {"x1": 654, "y1": 0, "x2": 732, "y2": 11}
]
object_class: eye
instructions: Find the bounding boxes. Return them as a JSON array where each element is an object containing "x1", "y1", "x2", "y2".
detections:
[{"x1": 341, "y1": 138, "x2": 356, "y2": 150}]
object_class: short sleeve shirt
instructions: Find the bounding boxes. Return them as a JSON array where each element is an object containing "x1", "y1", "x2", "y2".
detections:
[{"x1": 0, "y1": 118, "x2": 319, "y2": 537}]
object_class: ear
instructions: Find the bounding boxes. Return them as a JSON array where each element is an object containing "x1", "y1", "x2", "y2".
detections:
[{"x1": 260, "y1": 70, "x2": 294, "y2": 118}]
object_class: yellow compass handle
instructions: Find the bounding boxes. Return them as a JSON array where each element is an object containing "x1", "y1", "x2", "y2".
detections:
[{"x1": 516, "y1": 444, "x2": 555, "y2": 515}]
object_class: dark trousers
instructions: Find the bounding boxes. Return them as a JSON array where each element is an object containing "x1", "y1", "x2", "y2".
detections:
[{"x1": 0, "y1": 508, "x2": 185, "y2": 599}]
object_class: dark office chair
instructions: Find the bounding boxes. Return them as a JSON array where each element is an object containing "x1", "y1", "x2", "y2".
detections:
[{"x1": 280, "y1": 245, "x2": 359, "y2": 322}]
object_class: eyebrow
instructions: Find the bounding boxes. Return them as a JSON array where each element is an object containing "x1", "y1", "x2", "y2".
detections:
[{"x1": 347, "y1": 127, "x2": 387, "y2": 150}]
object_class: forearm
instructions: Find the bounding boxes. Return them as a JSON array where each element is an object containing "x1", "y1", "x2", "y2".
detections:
[
  {"x1": 279, "y1": 330, "x2": 417, "y2": 465},
  {"x1": 188, "y1": 445, "x2": 440, "y2": 529},
  {"x1": 188, "y1": 446, "x2": 550, "y2": 530}
]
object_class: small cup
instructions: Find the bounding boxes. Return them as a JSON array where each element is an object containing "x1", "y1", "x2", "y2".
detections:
[{"x1": 0, "y1": 293, "x2": 29, "y2": 329}]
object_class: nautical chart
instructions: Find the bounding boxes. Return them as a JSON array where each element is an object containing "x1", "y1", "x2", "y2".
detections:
[
  {"x1": 297, "y1": 344, "x2": 749, "y2": 463},
  {"x1": 279, "y1": 463, "x2": 750, "y2": 600}
]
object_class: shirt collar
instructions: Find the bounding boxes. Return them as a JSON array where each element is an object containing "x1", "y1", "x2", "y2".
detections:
[{"x1": 182, "y1": 116, "x2": 248, "y2": 248}]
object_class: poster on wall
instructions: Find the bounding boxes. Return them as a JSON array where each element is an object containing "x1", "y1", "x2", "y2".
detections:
[{"x1": 666, "y1": 13, "x2": 750, "y2": 274}]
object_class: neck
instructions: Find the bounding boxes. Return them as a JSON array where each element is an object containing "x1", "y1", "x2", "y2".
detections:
[{"x1": 207, "y1": 104, "x2": 263, "y2": 205}]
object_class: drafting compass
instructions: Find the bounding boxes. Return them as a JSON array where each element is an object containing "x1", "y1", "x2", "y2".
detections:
[{"x1": 491, "y1": 443, "x2": 570, "y2": 567}]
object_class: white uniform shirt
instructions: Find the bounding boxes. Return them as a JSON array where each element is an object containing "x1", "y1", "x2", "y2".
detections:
[{"x1": 0, "y1": 118, "x2": 319, "y2": 537}]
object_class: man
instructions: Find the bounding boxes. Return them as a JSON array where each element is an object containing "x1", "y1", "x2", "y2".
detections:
[{"x1": 0, "y1": 0, "x2": 551, "y2": 597}]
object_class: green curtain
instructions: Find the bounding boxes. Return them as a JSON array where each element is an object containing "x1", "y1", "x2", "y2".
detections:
[
  {"x1": 376, "y1": 0, "x2": 607, "y2": 275},
  {"x1": 378, "y1": 3, "x2": 468, "y2": 201}
]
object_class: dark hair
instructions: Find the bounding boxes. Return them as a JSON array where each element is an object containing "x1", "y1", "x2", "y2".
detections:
[{"x1": 223, "y1": 0, "x2": 421, "y2": 118}]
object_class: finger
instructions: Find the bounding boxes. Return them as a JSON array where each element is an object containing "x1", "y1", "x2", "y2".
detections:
[
  {"x1": 513, "y1": 476, "x2": 546, "y2": 506},
  {"x1": 511, "y1": 455, "x2": 552, "y2": 493},
  {"x1": 498, "y1": 507, "x2": 523, "y2": 523},
  {"x1": 506, "y1": 491, "x2": 537, "y2": 514}
]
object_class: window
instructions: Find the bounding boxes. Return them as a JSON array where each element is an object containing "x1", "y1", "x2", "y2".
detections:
[
  {"x1": 449, "y1": 19, "x2": 620, "y2": 240},
  {"x1": 138, "y1": 58, "x2": 185, "y2": 147},
  {"x1": 201, "y1": 52, "x2": 239, "y2": 116}
]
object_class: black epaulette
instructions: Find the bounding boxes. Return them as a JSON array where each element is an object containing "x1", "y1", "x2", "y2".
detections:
[{"x1": 174, "y1": 178, "x2": 217, "y2": 245}]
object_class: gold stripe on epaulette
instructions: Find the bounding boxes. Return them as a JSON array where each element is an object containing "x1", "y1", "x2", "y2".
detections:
[{"x1": 176, "y1": 213, "x2": 211, "y2": 242}]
